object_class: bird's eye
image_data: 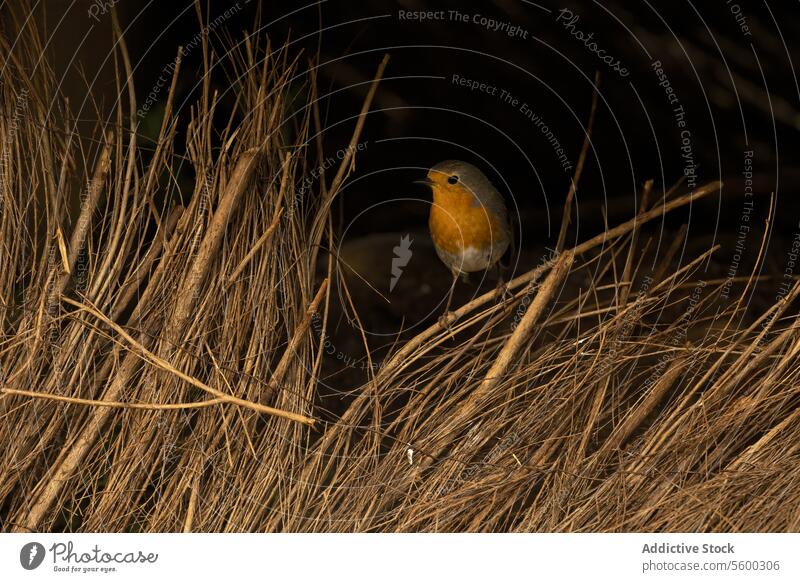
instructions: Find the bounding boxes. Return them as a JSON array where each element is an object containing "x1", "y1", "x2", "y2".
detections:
[{"x1": 447, "y1": 175, "x2": 459, "y2": 185}]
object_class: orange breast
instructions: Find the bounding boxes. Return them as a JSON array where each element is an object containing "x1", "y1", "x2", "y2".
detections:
[{"x1": 429, "y1": 187, "x2": 504, "y2": 254}]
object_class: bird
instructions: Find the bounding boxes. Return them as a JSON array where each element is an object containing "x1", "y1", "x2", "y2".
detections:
[{"x1": 416, "y1": 160, "x2": 511, "y2": 323}]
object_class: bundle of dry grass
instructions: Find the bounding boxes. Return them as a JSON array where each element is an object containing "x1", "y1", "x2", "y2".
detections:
[{"x1": 1, "y1": 8, "x2": 798, "y2": 533}]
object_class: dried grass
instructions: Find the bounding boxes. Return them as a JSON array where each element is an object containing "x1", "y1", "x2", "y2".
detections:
[{"x1": 1, "y1": 7, "x2": 799, "y2": 533}]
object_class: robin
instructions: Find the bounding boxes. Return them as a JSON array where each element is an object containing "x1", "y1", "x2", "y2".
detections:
[{"x1": 416, "y1": 160, "x2": 511, "y2": 322}]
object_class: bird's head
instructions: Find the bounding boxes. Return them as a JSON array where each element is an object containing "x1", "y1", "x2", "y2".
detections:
[{"x1": 415, "y1": 160, "x2": 489, "y2": 206}]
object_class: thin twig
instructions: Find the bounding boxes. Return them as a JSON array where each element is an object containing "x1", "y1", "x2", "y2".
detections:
[
  {"x1": 0, "y1": 388, "x2": 225, "y2": 410},
  {"x1": 556, "y1": 71, "x2": 600, "y2": 252},
  {"x1": 63, "y1": 296, "x2": 316, "y2": 426}
]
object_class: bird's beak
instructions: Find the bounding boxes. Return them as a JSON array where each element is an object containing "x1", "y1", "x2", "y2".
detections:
[{"x1": 414, "y1": 177, "x2": 435, "y2": 187}]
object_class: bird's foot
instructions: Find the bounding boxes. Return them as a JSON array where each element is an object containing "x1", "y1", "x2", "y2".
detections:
[{"x1": 494, "y1": 278, "x2": 515, "y2": 312}]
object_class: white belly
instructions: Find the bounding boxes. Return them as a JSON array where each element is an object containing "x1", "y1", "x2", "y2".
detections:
[{"x1": 435, "y1": 242, "x2": 507, "y2": 274}]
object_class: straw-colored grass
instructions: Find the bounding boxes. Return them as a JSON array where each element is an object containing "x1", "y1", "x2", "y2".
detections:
[{"x1": 1, "y1": 8, "x2": 798, "y2": 533}]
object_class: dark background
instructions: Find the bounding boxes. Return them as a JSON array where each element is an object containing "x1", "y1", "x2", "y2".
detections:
[{"x1": 27, "y1": 0, "x2": 800, "y2": 295}]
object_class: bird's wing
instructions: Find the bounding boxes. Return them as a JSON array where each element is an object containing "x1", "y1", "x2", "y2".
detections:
[{"x1": 470, "y1": 181, "x2": 510, "y2": 231}]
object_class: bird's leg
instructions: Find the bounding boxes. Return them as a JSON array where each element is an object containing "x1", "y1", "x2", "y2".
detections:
[
  {"x1": 438, "y1": 270, "x2": 459, "y2": 331},
  {"x1": 494, "y1": 262, "x2": 514, "y2": 312}
]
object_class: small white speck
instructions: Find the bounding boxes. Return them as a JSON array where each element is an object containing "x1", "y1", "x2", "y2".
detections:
[{"x1": 407, "y1": 448, "x2": 414, "y2": 465}]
